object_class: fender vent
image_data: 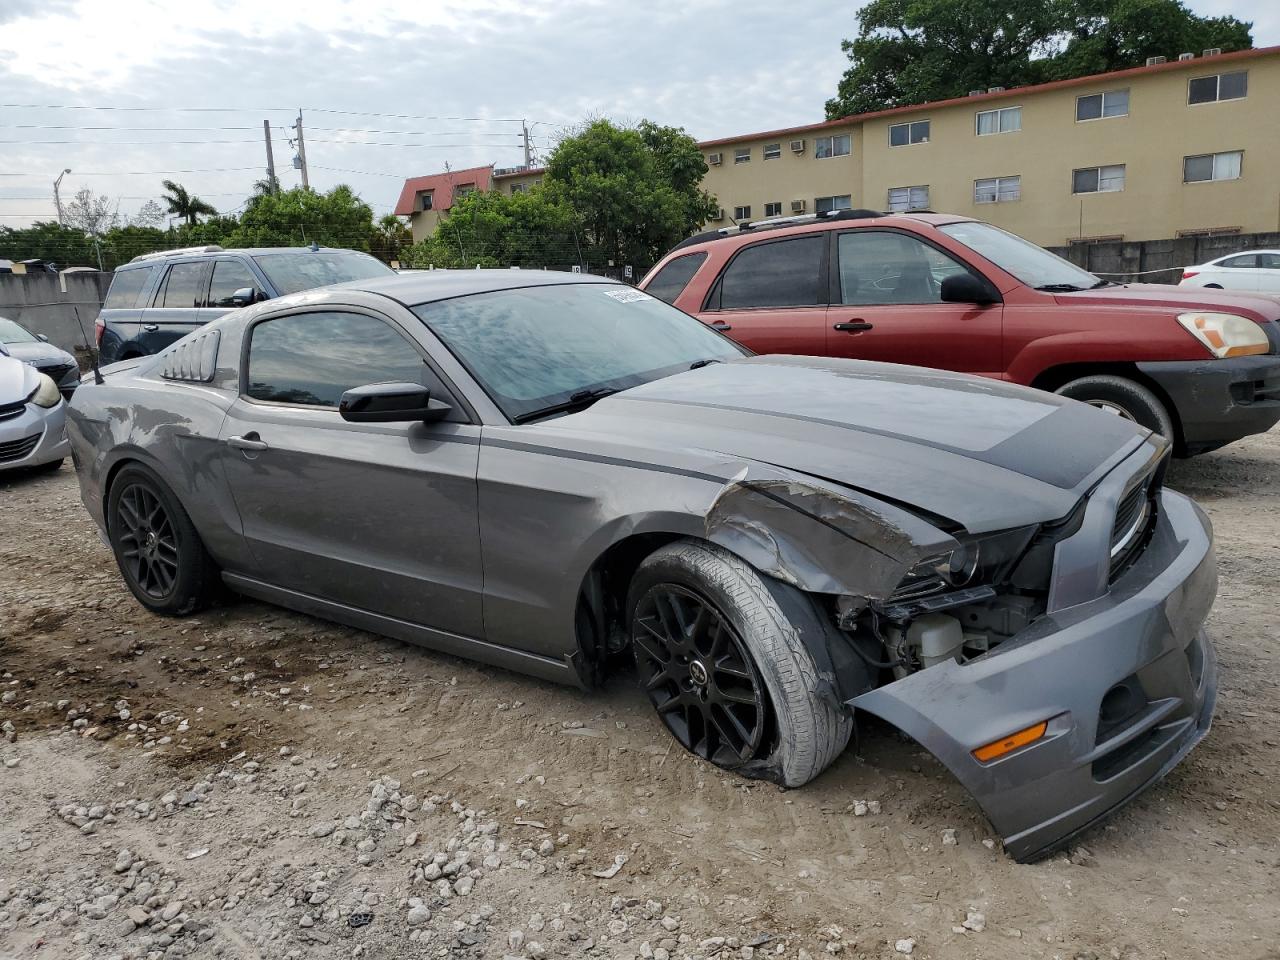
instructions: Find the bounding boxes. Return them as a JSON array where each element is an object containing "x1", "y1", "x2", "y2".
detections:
[{"x1": 159, "y1": 329, "x2": 221, "y2": 383}]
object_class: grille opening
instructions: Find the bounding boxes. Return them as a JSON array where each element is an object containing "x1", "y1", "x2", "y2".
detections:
[
  {"x1": 1093, "y1": 728, "x2": 1161, "y2": 782},
  {"x1": 0, "y1": 432, "x2": 41, "y2": 463},
  {"x1": 0, "y1": 400, "x2": 25, "y2": 423}
]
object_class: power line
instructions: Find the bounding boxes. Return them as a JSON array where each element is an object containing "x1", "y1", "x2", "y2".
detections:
[
  {"x1": 1, "y1": 104, "x2": 553, "y2": 125},
  {"x1": 0, "y1": 167, "x2": 263, "y2": 176}
]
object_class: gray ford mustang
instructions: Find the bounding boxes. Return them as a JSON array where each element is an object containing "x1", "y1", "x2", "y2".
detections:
[{"x1": 66, "y1": 270, "x2": 1217, "y2": 861}]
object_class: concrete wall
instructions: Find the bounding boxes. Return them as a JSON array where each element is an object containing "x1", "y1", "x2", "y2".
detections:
[
  {"x1": 0, "y1": 271, "x2": 111, "y2": 359},
  {"x1": 1047, "y1": 231, "x2": 1280, "y2": 282}
]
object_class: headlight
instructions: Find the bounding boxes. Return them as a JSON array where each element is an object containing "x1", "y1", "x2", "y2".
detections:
[
  {"x1": 891, "y1": 527, "x2": 1038, "y2": 601},
  {"x1": 1176, "y1": 312, "x2": 1269, "y2": 359},
  {"x1": 27, "y1": 372, "x2": 62, "y2": 408}
]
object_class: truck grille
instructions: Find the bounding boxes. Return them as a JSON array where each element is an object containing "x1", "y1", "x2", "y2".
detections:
[{"x1": 0, "y1": 432, "x2": 41, "y2": 463}]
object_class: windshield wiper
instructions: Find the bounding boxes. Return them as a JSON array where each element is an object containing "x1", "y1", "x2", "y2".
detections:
[
  {"x1": 1090, "y1": 279, "x2": 1115, "y2": 288},
  {"x1": 512, "y1": 387, "x2": 620, "y2": 424},
  {"x1": 1034, "y1": 283, "x2": 1086, "y2": 292},
  {"x1": 689, "y1": 358, "x2": 722, "y2": 370}
]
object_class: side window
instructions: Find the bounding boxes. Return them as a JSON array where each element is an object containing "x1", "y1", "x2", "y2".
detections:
[
  {"x1": 246, "y1": 311, "x2": 428, "y2": 408},
  {"x1": 1221, "y1": 254, "x2": 1257, "y2": 268},
  {"x1": 645, "y1": 253, "x2": 707, "y2": 304},
  {"x1": 157, "y1": 262, "x2": 207, "y2": 308},
  {"x1": 1259, "y1": 253, "x2": 1280, "y2": 269},
  {"x1": 716, "y1": 236, "x2": 825, "y2": 310},
  {"x1": 103, "y1": 268, "x2": 153, "y2": 309},
  {"x1": 209, "y1": 260, "x2": 261, "y2": 308},
  {"x1": 838, "y1": 231, "x2": 970, "y2": 306}
]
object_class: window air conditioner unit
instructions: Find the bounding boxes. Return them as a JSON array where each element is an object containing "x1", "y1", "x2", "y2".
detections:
[
  {"x1": 791, "y1": 199, "x2": 806, "y2": 213},
  {"x1": 1203, "y1": 47, "x2": 1222, "y2": 57},
  {"x1": 1178, "y1": 52, "x2": 1195, "y2": 61},
  {"x1": 987, "y1": 86, "x2": 1005, "y2": 93},
  {"x1": 1146, "y1": 55, "x2": 1167, "y2": 65},
  {"x1": 708, "y1": 152, "x2": 722, "y2": 165},
  {"x1": 709, "y1": 208, "x2": 725, "y2": 221},
  {"x1": 968, "y1": 89, "x2": 984, "y2": 96},
  {"x1": 790, "y1": 139, "x2": 806, "y2": 153}
]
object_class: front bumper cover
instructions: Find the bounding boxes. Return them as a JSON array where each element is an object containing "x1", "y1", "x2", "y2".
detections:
[
  {"x1": 1138, "y1": 354, "x2": 1280, "y2": 453},
  {"x1": 0, "y1": 401, "x2": 70, "y2": 471},
  {"x1": 850, "y1": 487, "x2": 1216, "y2": 861}
]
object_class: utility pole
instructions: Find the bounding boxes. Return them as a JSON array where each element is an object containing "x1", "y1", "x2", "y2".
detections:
[
  {"x1": 293, "y1": 112, "x2": 310, "y2": 190},
  {"x1": 53, "y1": 168, "x2": 71, "y2": 226},
  {"x1": 263, "y1": 119, "x2": 277, "y2": 194},
  {"x1": 522, "y1": 120, "x2": 531, "y2": 168}
]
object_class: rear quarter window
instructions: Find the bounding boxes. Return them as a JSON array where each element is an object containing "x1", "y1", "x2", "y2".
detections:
[
  {"x1": 102, "y1": 267, "x2": 154, "y2": 309},
  {"x1": 714, "y1": 235, "x2": 826, "y2": 310},
  {"x1": 644, "y1": 252, "x2": 707, "y2": 304}
]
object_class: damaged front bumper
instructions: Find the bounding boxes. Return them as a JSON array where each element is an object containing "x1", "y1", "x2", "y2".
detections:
[{"x1": 850, "y1": 487, "x2": 1217, "y2": 861}]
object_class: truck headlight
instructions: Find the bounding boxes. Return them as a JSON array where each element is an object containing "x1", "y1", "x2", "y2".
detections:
[
  {"x1": 1176, "y1": 312, "x2": 1269, "y2": 359},
  {"x1": 27, "y1": 372, "x2": 62, "y2": 408}
]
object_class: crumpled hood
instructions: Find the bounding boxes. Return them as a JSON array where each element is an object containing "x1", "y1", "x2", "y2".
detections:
[
  {"x1": 549, "y1": 356, "x2": 1150, "y2": 532},
  {"x1": 0, "y1": 354, "x2": 42, "y2": 404},
  {"x1": 1054, "y1": 283, "x2": 1280, "y2": 323}
]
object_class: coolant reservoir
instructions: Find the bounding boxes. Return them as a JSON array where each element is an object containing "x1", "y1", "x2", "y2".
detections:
[{"x1": 908, "y1": 614, "x2": 964, "y2": 668}]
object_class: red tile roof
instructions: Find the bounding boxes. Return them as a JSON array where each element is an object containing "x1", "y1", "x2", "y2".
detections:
[
  {"x1": 697, "y1": 44, "x2": 1279, "y2": 148},
  {"x1": 393, "y1": 164, "x2": 493, "y2": 217}
]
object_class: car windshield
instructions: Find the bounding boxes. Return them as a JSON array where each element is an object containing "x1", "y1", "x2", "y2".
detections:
[
  {"x1": 253, "y1": 250, "x2": 394, "y2": 296},
  {"x1": 0, "y1": 318, "x2": 38, "y2": 344},
  {"x1": 412, "y1": 282, "x2": 746, "y2": 422},
  {"x1": 939, "y1": 221, "x2": 1106, "y2": 291}
]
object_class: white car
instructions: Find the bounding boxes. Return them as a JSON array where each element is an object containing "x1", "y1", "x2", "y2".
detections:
[
  {"x1": 0, "y1": 352, "x2": 71, "y2": 473},
  {"x1": 1180, "y1": 249, "x2": 1280, "y2": 292}
]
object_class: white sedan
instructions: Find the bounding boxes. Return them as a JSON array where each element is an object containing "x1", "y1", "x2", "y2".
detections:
[
  {"x1": 1180, "y1": 249, "x2": 1280, "y2": 292},
  {"x1": 0, "y1": 353, "x2": 70, "y2": 473}
]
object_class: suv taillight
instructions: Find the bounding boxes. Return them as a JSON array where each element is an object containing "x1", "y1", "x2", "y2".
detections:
[
  {"x1": 1182, "y1": 270, "x2": 1199, "y2": 280},
  {"x1": 94, "y1": 315, "x2": 104, "y2": 346}
]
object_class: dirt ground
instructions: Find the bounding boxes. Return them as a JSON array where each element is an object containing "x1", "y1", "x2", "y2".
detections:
[{"x1": 2, "y1": 431, "x2": 1278, "y2": 960}]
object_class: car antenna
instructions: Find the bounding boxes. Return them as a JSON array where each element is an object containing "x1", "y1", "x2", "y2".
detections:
[{"x1": 72, "y1": 306, "x2": 105, "y2": 385}]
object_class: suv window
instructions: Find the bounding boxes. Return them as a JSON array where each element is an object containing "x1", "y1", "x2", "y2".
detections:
[
  {"x1": 252, "y1": 250, "x2": 394, "y2": 296},
  {"x1": 716, "y1": 236, "x2": 825, "y2": 310},
  {"x1": 209, "y1": 260, "x2": 261, "y2": 307},
  {"x1": 103, "y1": 268, "x2": 153, "y2": 309},
  {"x1": 246, "y1": 311, "x2": 427, "y2": 408},
  {"x1": 645, "y1": 253, "x2": 706, "y2": 304},
  {"x1": 838, "y1": 232, "x2": 970, "y2": 305},
  {"x1": 157, "y1": 262, "x2": 207, "y2": 309}
]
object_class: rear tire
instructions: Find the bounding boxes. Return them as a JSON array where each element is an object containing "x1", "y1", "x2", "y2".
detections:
[
  {"x1": 1056, "y1": 374, "x2": 1175, "y2": 441},
  {"x1": 628, "y1": 539, "x2": 854, "y2": 787},
  {"x1": 107, "y1": 465, "x2": 219, "y2": 616}
]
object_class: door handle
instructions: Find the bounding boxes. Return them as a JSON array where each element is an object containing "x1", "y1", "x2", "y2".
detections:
[
  {"x1": 710, "y1": 321, "x2": 733, "y2": 332},
  {"x1": 833, "y1": 321, "x2": 874, "y2": 332},
  {"x1": 142, "y1": 323, "x2": 159, "y2": 332},
  {"x1": 227, "y1": 434, "x2": 269, "y2": 452}
]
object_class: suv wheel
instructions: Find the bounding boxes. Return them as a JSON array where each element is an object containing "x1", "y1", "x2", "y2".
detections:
[
  {"x1": 627, "y1": 539, "x2": 854, "y2": 787},
  {"x1": 1056, "y1": 374, "x2": 1175, "y2": 440}
]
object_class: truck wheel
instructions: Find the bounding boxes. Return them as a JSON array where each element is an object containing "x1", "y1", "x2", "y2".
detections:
[
  {"x1": 628, "y1": 539, "x2": 854, "y2": 787},
  {"x1": 1056, "y1": 375, "x2": 1175, "y2": 440}
]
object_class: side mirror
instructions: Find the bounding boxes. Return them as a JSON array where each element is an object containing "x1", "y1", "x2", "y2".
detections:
[
  {"x1": 339, "y1": 382, "x2": 451, "y2": 424},
  {"x1": 37, "y1": 333, "x2": 49, "y2": 342},
  {"x1": 940, "y1": 273, "x2": 999, "y2": 304},
  {"x1": 230, "y1": 287, "x2": 258, "y2": 307}
]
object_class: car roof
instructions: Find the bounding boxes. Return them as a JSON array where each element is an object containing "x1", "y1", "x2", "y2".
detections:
[
  {"x1": 668, "y1": 210, "x2": 979, "y2": 255},
  {"x1": 332, "y1": 268, "x2": 617, "y2": 306},
  {"x1": 1210, "y1": 249, "x2": 1280, "y2": 259},
  {"x1": 117, "y1": 246, "x2": 382, "y2": 270}
]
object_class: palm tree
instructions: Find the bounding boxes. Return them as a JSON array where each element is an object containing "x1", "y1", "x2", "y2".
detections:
[{"x1": 161, "y1": 179, "x2": 218, "y2": 226}]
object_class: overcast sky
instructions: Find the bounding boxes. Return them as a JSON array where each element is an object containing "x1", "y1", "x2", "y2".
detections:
[{"x1": 2, "y1": 0, "x2": 1276, "y2": 229}]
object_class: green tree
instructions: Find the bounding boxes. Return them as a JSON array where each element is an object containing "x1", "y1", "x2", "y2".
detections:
[
  {"x1": 545, "y1": 118, "x2": 715, "y2": 268},
  {"x1": 400, "y1": 189, "x2": 581, "y2": 270},
  {"x1": 825, "y1": 0, "x2": 1252, "y2": 117},
  {"x1": 225, "y1": 185, "x2": 375, "y2": 250},
  {"x1": 370, "y1": 214, "x2": 412, "y2": 264},
  {"x1": 161, "y1": 179, "x2": 219, "y2": 226},
  {"x1": 0, "y1": 221, "x2": 97, "y2": 268}
]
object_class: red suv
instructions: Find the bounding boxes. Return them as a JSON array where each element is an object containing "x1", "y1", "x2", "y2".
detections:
[{"x1": 641, "y1": 211, "x2": 1280, "y2": 455}]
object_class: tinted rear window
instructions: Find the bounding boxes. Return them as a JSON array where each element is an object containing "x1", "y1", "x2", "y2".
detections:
[
  {"x1": 716, "y1": 236, "x2": 825, "y2": 309},
  {"x1": 103, "y1": 268, "x2": 153, "y2": 309},
  {"x1": 644, "y1": 252, "x2": 706, "y2": 304},
  {"x1": 158, "y1": 262, "x2": 206, "y2": 308},
  {"x1": 253, "y1": 251, "x2": 394, "y2": 296}
]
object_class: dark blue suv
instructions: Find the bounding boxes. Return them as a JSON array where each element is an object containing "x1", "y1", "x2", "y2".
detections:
[{"x1": 96, "y1": 245, "x2": 395, "y2": 364}]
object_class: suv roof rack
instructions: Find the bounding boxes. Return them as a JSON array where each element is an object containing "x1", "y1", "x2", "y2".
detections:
[
  {"x1": 128, "y1": 244, "x2": 225, "y2": 264},
  {"x1": 671, "y1": 208, "x2": 886, "y2": 252}
]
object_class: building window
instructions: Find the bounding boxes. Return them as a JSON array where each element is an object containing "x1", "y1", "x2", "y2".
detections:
[
  {"x1": 420, "y1": 192, "x2": 434, "y2": 211},
  {"x1": 1072, "y1": 164, "x2": 1126, "y2": 194},
  {"x1": 510, "y1": 183, "x2": 527, "y2": 194},
  {"x1": 1188, "y1": 70, "x2": 1247, "y2": 104},
  {"x1": 733, "y1": 205, "x2": 752, "y2": 221},
  {"x1": 763, "y1": 143, "x2": 781, "y2": 160},
  {"x1": 764, "y1": 201, "x2": 783, "y2": 217},
  {"x1": 887, "y1": 185, "x2": 930, "y2": 211},
  {"x1": 454, "y1": 184, "x2": 475, "y2": 199},
  {"x1": 734, "y1": 147, "x2": 751, "y2": 164},
  {"x1": 976, "y1": 106, "x2": 1021, "y2": 135},
  {"x1": 1183, "y1": 150, "x2": 1242, "y2": 182},
  {"x1": 815, "y1": 195, "x2": 853, "y2": 214},
  {"x1": 1176, "y1": 226, "x2": 1242, "y2": 238},
  {"x1": 1076, "y1": 89, "x2": 1129, "y2": 121},
  {"x1": 888, "y1": 120, "x2": 930, "y2": 146},
  {"x1": 974, "y1": 176, "x2": 1020, "y2": 203},
  {"x1": 814, "y1": 134, "x2": 851, "y2": 159}
]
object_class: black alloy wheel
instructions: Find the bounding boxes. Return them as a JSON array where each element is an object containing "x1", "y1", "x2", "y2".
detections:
[
  {"x1": 633, "y1": 584, "x2": 767, "y2": 768},
  {"x1": 114, "y1": 482, "x2": 181, "y2": 600}
]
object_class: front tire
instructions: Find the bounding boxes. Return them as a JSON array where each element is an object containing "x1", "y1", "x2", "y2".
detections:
[
  {"x1": 1056, "y1": 374, "x2": 1175, "y2": 441},
  {"x1": 628, "y1": 539, "x2": 853, "y2": 787},
  {"x1": 107, "y1": 465, "x2": 219, "y2": 616}
]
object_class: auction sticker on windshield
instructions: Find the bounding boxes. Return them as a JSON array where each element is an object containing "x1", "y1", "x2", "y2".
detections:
[{"x1": 604, "y1": 289, "x2": 650, "y2": 303}]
